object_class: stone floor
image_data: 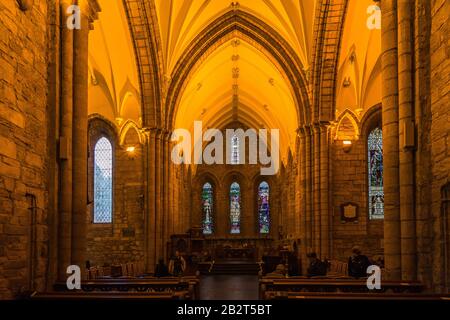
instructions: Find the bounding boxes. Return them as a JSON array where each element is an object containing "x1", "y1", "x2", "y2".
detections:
[{"x1": 199, "y1": 275, "x2": 259, "y2": 300}]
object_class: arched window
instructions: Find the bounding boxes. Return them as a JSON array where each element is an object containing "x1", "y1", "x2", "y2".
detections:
[
  {"x1": 94, "y1": 137, "x2": 113, "y2": 223},
  {"x1": 368, "y1": 127, "x2": 384, "y2": 219},
  {"x1": 258, "y1": 181, "x2": 270, "y2": 234},
  {"x1": 230, "y1": 182, "x2": 241, "y2": 234},
  {"x1": 202, "y1": 182, "x2": 214, "y2": 235},
  {"x1": 231, "y1": 135, "x2": 240, "y2": 164}
]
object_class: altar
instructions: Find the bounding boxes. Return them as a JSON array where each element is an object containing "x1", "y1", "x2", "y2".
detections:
[
  {"x1": 203, "y1": 238, "x2": 275, "y2": 262},
  {"x1": 216, "y1": 246, "x2": 257, "y2": 261}
]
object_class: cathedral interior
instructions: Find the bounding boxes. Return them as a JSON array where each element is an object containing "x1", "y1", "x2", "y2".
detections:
[{"x1": 0, "y1": 0, "x2": 449, "y2": 302}]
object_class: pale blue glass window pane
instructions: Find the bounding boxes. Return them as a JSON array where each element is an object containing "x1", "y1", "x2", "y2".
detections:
[{"x1": 94, "y1": 137, "x2": 113, "y2": 223}]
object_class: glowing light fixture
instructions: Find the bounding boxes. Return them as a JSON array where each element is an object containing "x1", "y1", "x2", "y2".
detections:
[{"x1": 343, "y1": 140, "x2": 352, "y2": 153}]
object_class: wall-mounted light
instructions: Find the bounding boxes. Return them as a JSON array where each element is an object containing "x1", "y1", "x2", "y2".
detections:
[
  {"x1": 343, "y1": 77, "x2": 351, "y2": 87},
  {"x1": 126, "y1": 146, "x2": 136, "y2": 159},
  {"x1": 343, "y1": 140, "x2": 352, "y2": 153}
]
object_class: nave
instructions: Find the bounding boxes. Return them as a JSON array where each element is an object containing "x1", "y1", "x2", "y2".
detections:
[{"x1": 1, "y1": 0, "x2": 449, "y2": 302}]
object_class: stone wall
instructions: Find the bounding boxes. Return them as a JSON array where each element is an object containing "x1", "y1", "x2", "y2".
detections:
[
  {"x1": 0, "y1": 1, "x2": 50, "y2": 299},
  {"x1": 86, "y1": 121, "x2": 145, "y2": 266},
  {"x1": 430, "y1": 0, "x2": 450, "y2": 290},
  {"x1": 331, "y1": 111, "x2": 384, "y2": 262}
]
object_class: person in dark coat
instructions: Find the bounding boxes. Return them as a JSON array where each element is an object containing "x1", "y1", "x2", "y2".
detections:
[
  {"x1": 154, "y1": 259, "x2": 169, "y2": 277},
  {"x1": 306, "y1": 252, "x2": 327, "y2": 277},
  {"x1": 348, "y1": 246, "x2": 371, "y2": 278},
  {"x1": 169, "y1": 251, "x2": 186, "y2": 276}
]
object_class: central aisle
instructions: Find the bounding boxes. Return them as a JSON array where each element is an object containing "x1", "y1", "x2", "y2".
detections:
[{"x1": 199, "y1": 275, "x2": 259, "y2": 300}]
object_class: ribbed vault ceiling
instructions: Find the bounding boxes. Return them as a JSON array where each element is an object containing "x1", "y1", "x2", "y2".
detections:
[
  {"x1": 154, "y1": 0, "x2": 316, "y2": 75},
  {"x1": 173, "y1": 36, "x2": 298, "y2": 160}
]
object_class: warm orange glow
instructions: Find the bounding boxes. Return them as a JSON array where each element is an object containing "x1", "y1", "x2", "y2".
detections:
[
  {"x1": 88, "y1": 0, "x2": 141, "y2": 129},
  {"x1": 154, "y1": 0, "x2": 316, "y2": 73},
  {"x1": 126, "y1": 146, "x2": 136, "y2": 153},
  {"x1": 336, "y1": 0, "x2": 382, "y2": 118}
]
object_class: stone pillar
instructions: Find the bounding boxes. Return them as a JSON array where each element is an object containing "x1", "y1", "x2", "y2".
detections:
[
  {"x1": 414, "y1": 0, "x2": 432, "y2": 287},
  {"x1": 146, "y1": 129, "x2": 157, "y2": 273},
  {"x1": 71, "y1": 0, "x2": 100, "y2": 268},
  {"x1": 163, "y1": 132, "x2": 170, "y2": 260},
  {"x1": 313, "y1": 124, "x2": 321, "y2": 255},
  {"x1": 298, "y1": 128, "x2": 308, "y2": 273},
  {"x1": 155, "y1": 130, "x2": 163, "y2": 260},
  {"x1": 320, "y1": 123, "x2": 330, "y2": 259},
  {"x1": 398, "y1": 0, "x2": 417, "y2": 281},
  {"x1": 58, "y1": 0, "x2": 73, "y2": 280},
  {"x1": 381, "y1": 0, "x2": 401, "y2": 279},
  {"x1": 305, "y1": 126, "x2": 313, "y2": 254}
]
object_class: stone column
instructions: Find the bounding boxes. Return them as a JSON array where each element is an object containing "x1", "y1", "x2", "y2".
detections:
[
  {"x1": 146, "y1": 129, "x2": 157, "y2": 273},
  {"x1": 398, "y1": 0, "x2": 417, "y2": 281},
  {"x1": 414, "y1": 0, "x2": 432, "y2": 287},
  {"x1": 381, "y1": 0, "x2": 401, "y2": 279},
  {"x1": 298, "y1": 128, "x2": 308, "y2": 273},
  {"x1": 71, "y1": 0, "x2": 99, "y2": 268},
  {"x1": 313, "y1": 124, "x2": 321, "y2": 255},
  {"x1": 58, "y1": 0, "x2": 73, "y2": 280},
  {"x1": 163, "y1": 132, "x2": 170, "y2": 260},
  {"x1": 320, "y1": 123, "x2": 330, "y2": 259},
  {"x1": 155, "y1": 130, "x2": 163, "y2": 260},
  {"x1": 305, "y1": 126, "x2": 313, "y2": 254}
]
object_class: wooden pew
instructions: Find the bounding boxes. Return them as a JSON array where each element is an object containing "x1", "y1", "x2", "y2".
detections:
[
  {"x1": 30, "y1": 291, "x2": 188, "y2": 300},
  {"x1": 259, "y1": 277, "x2": 425, "y2": 299},
  {"x1": 265, "y1": 291, "x2": 450, "y2": 301},
  {"x1": 327, "y1": 260, "x2": 348, "y2": 277},
  {"x1": 54, "y1": 276, "x2": 200, "y2": 300}
]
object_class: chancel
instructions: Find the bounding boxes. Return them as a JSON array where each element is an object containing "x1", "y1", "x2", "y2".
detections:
[{"x1": 0, "y1": 0, "x2": 449, "y2": 303}]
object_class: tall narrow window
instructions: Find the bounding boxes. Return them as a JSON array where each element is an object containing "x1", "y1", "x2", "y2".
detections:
[
  {"x1": 231, "y1": 135, "x2": 240, "y2": 164},
  {"x1": 368, "y1": 127, "x2": 384, "y2": 219},
  {"x1": 258, "y1": 181, "x2": 270, "y2": 234},
  {"x1": 230, "y1": 182, "x2": 241, "y2": 234},
  {"x1": 94, "y1": 137, "x2": 113, "y2": 223},
  {"x1": 202, "y1": 182, "x2": 214, "y2": 235}
]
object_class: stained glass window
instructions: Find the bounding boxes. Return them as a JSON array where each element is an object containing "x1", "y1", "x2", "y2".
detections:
[
  {"x1": 258, "y1": 181, "x2": 270, "y2": 234},
  {"x1": 94, "y1": 137, "x2": 113, "y2": 223},
  {"x1": 202, "y1": 182, "x2": 213, "y2": 235},
  {"x1": 368, "y1": 127, "x2": 384, "y2": 219},
  {"x1": 230, "y1": 182, "x2": 241, "y2": 234},
  {"x1": 231, "y1": 135, "x2": 240, "y2": 164}
]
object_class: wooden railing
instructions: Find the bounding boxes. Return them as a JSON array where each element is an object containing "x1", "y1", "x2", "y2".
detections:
[
  {"x1": 29, "y1": 291, "x2": 189, "y2": 300},
  {"x1": 52, "y1": 276, "x2": 200, "y2": 300},
  {"x1": 265, "y1": 291, "x2": 450, "y2": 301},
  {"x1": 259, "y1": 277, "x2": 425, "y2": 300}
]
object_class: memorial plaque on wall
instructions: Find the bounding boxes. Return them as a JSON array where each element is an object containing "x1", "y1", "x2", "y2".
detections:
[
  {"x1": 340, "y1": 203, "x2": 358, "y2": 223},
  {"x1": 122, "y1": 227, "x2": 135, "y2": 237}
]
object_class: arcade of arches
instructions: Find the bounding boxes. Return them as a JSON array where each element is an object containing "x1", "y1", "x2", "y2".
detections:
[{"x1": 0, "y1": 0, "x2": 449, "y2": 298}]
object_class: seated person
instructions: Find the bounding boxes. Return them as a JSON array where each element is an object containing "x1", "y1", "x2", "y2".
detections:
[
  {"x1": 154, "y1": 259, "x2": 169, "y2": 277},
  {"x1": 266, "y1": 264, "x2": 287, "y2": 278},
  {"x1": 169, "y1": 250, "x2": 186, "y2": 276},
  {"x1": 306, "y1": 252, "x2": 327, "y2": 277},
  {"x1": 348, "y1": 246, "x2": 371, "y2": 278}
]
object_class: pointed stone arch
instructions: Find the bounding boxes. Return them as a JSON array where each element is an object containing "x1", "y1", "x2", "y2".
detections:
[
  {"x1": 335, "y1": 109, "x2": 360, "y2": 140},
  {"x1": 164, "y1": 10, "x2": 311, "y2": 130},
  {"x1": 123, "y1": 0, "x2": 163, "y2": 128},
  {"x1": 311, "y1": 0, "x2": 349, "y2": 122},
  {"x1": 119, "y1": 119, "x2": 145, "y2": 146}
]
